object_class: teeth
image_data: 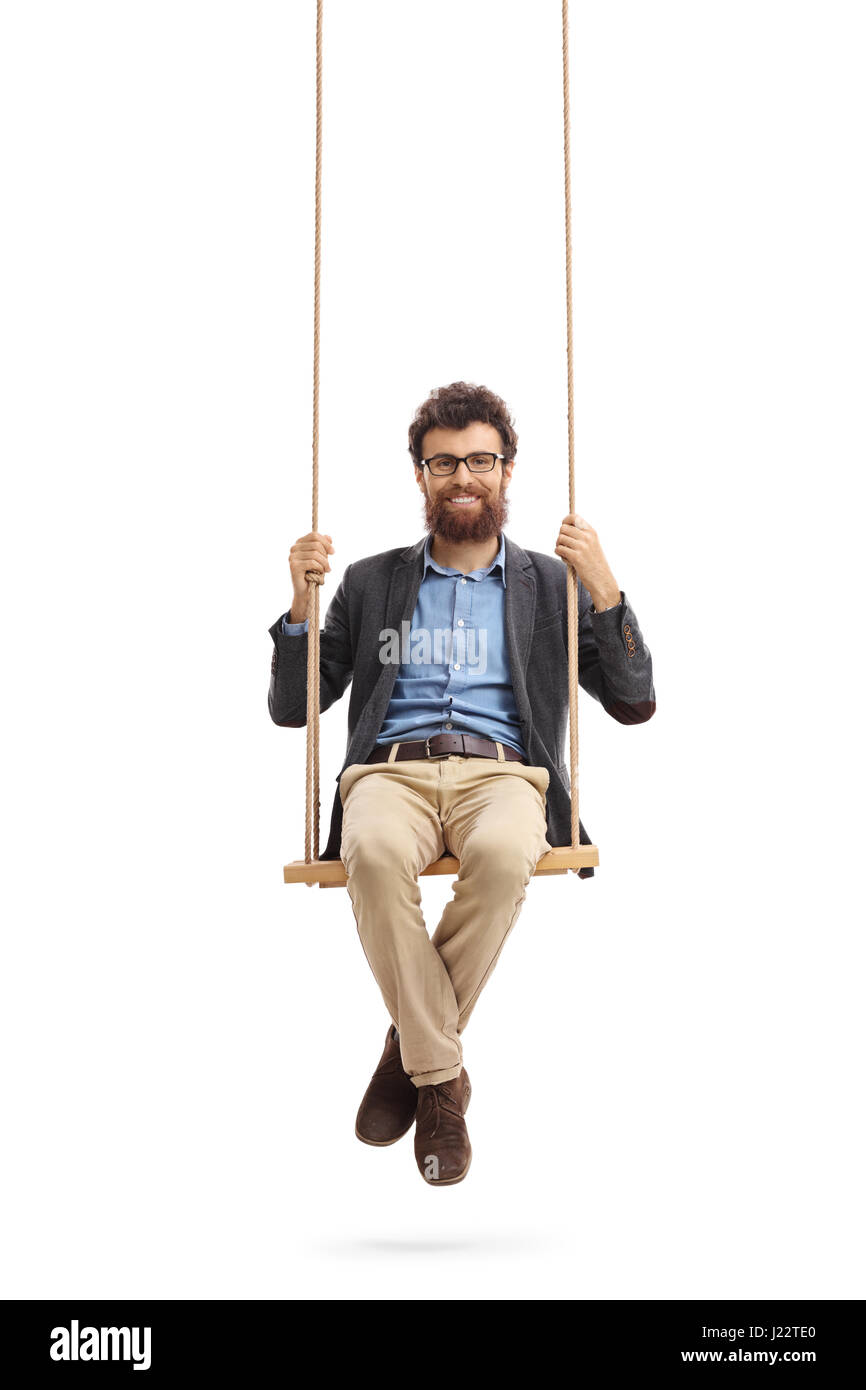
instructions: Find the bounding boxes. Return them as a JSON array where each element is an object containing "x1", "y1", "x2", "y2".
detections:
[{"x1": 449, "y1": 496, "x2": 479, "y2": 504}]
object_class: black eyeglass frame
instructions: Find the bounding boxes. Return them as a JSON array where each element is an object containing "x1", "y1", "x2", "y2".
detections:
[{"x1": 417, "y1": 452, "x2": 510, "y2": 475}]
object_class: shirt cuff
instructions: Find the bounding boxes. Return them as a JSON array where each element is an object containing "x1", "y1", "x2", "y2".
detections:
[
  {"x1": 281, "y1": 615, "x2": 309, "y2": 635},
  {"x1": 589, "y1": 590, "x2": 624, "y2": 616}
]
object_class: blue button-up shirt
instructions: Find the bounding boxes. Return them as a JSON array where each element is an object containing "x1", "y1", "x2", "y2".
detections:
[{"x1": 281, "y1": 532, "x2": 526, "y2": 755}]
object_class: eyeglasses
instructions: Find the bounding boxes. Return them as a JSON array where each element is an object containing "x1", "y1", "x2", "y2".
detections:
[{"x1": 418, "y1": 452, "x2": 508, "y2": 476}]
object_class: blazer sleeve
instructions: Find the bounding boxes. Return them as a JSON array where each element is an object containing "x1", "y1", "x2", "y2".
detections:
[
  {"x1": 573, "y1": 583, "x2": 656, "y2": 724},
  {"x1": 267, "y1": 565, "x2": 354, "y2": 727}
]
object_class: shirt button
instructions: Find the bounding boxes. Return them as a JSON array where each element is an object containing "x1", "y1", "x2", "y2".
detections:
[
  {"x1": 457, "y1": 619, "x2": 464, "y2": 626},
  {"x1": 454, "y1": 663, "x2": 461, "y2": 670},
  {"x1": 445, "y1": 722, "x2": 453, "y2": 729},
  {"x1": 460, "y1": 577, "x2": 467, "y2": 585}
]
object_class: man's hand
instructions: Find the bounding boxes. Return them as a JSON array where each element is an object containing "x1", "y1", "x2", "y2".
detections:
[
  {"x1": 288, "y1": 530, "x2": 335, "y2": 623},
  {"x1": 554, "y1": 513, "x2": 620, "y2": 611}
]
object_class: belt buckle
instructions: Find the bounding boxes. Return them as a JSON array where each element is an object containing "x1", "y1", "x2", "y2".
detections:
[{"x1": 424, "y1": 736, "x2": 432, "y2": 759}]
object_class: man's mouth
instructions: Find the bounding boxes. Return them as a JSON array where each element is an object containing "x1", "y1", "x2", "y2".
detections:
[{"x1": 445, "y1": 494, "x2": 482, "y2": 506}]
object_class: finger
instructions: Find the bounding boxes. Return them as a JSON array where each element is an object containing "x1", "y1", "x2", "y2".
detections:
[
  {"x1": 292, "y1": 541, "x2": 330, "y2": 556},
  {"x1": 291, "y1": 548, "x2": 331, "y2": 571}
]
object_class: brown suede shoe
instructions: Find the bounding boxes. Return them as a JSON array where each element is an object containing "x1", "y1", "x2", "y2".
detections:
[
  {"x1": 414, "y1": 1068, "x2": 472, "y2": 1186},
  {"x1": 355, "y1": 1026, "x2": 419, "y2": 1146}
]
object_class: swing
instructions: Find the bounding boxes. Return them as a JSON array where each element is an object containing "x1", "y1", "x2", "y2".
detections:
[{"x1": 284, "y1": 0, "x2": 599, "y2": 888}]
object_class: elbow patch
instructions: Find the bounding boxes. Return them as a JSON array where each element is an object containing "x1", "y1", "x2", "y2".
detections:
[{"x1": 606, "y1": 698, "x2": 656, "y2": 725}]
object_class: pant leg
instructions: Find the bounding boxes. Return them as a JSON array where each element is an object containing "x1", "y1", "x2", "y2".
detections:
[
  {"x1": 339, "y1": 758, "x2": 464, "y2": 1087},
  {"x1": 432, "y1": 754, "x2": 551, "y2": 1032}
]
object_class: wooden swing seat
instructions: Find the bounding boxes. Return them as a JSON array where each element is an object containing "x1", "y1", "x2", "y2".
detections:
[{"x1": 284, "y1": 843, "x2": 599, "y2": 887}]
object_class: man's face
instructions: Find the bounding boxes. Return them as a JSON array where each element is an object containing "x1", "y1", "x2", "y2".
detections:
[{"x1": 415, "y1": 422, "x2": 515, "y2": 542}]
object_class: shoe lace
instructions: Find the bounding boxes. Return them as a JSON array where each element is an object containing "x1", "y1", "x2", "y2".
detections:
[{"x1": 417, "y1": 1080, "x2": 462, "y2": 1138}]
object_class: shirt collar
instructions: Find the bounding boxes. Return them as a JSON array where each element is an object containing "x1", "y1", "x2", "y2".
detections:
[{"x1": 422, "y1": 531, "x2": 507, "y2": 586}]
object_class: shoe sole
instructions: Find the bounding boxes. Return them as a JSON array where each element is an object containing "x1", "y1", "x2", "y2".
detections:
[{"x1": 355, "y1": 1114, "x2": 416, "y2": 1147}]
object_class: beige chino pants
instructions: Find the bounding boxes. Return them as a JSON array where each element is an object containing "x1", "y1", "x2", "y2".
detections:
[{"x1": 339, "y1": 745, "x2": 552, "y2": 1087}]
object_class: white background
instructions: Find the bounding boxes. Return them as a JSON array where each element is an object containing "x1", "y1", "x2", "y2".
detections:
[{"x1": 2, "y1": 0, "x2": 864, "y2": 1300}]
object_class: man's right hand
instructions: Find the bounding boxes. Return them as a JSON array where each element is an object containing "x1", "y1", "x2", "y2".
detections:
[{"x1": 288, "y1": 531, "x2": 335, "y2": 623}]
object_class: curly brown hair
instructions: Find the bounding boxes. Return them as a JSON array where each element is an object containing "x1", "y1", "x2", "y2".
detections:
[{"x1": 407, "y1": 381, "x2": 518, "y2": 467}]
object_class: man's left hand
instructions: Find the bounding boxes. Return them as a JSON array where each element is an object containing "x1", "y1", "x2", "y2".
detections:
[{"x1": 554, "y1": 513, "x2": 621, "y2": 610}]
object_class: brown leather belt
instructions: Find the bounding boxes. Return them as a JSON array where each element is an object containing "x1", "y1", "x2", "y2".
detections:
[{"x1": 365, "y1": 732, "x2": 526, "y2": 764}]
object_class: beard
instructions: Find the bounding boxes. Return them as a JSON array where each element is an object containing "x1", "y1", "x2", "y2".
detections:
[{"x1": 422, "y1": 483, "x2": 510, "y2": 543}]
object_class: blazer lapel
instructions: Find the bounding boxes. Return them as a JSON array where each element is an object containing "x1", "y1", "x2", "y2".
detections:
[{"x1": 503, "y1": 534, "x2": 536, "y2": 734}]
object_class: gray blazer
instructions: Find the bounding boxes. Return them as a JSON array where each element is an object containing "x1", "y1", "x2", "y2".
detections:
[{"x1": 268, "y1": 533, "x2": 656, "y2": 879}]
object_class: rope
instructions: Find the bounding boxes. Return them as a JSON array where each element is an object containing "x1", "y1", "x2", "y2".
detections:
[
  {"x1": 561, "y1": 0, "x2": 581, "y2": 849},
  {"x1": 304, "y1": 0, "x2": 325, "y2": 871},
  {"x1": 300, "y1": 0, "x2": 581, "y2": 866}
]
